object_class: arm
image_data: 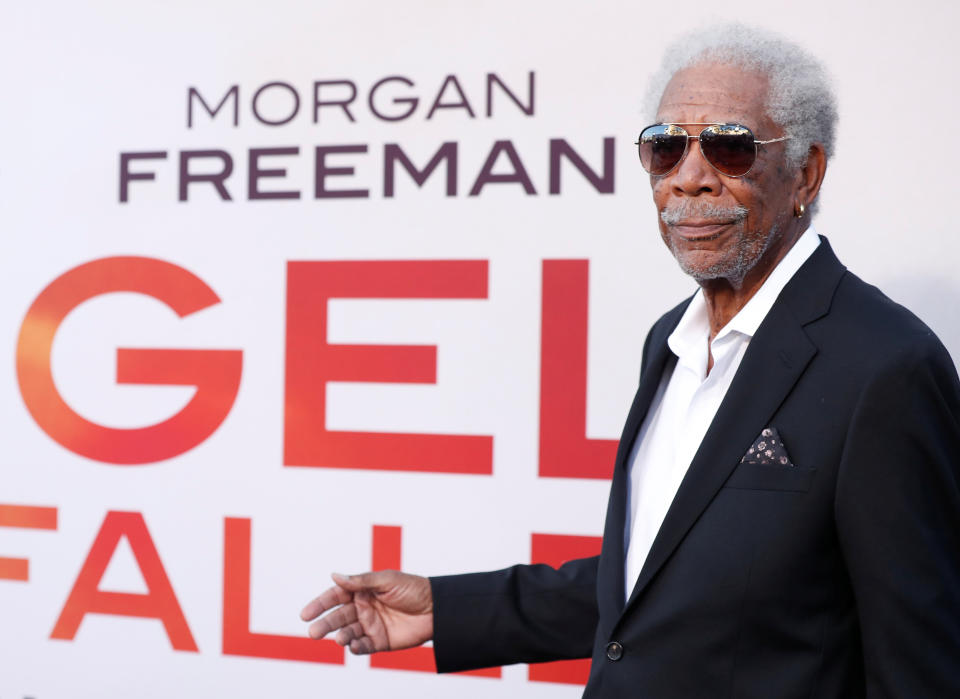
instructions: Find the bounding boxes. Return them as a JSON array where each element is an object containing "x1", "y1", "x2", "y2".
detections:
[
  {"x1": 835, "y1": 339, "x2": 960, "y2": 696},
  {"x1": 431, "y1": 555, "x2": 599, "y2": 672}
]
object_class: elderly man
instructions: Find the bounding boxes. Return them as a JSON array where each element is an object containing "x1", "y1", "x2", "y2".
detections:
[{"x1": 301, "y1": 25, "x2": 960, "y2": 698}]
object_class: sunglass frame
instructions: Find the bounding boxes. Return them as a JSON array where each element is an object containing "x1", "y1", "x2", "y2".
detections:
[{"x1": 635, "y1": 123, "x2": 788, "y2": 178}]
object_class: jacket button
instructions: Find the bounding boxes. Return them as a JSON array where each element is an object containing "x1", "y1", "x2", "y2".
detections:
[{"x1": 605, "y1": 641, "x2": 623, "y2": 661}]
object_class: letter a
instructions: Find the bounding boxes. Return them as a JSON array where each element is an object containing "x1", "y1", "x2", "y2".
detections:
[{"x1": 51, "y1": 511, "x2": 198, "y2": 651}]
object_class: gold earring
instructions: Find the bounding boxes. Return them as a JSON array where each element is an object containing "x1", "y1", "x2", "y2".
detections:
[{"x1": 795, "y1": 202, "x2": 805, "y2": 218}]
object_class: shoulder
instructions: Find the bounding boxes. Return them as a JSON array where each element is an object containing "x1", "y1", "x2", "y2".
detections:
[
  {"x1": 815, "y1": 270, "x2": 955, "y2": 376},
  {"x1": 639, "y1": 294, "x2": 691, "y2": 372},
  {"x1": 646, "y1": 295, "x2": 691, "y2": 346}
]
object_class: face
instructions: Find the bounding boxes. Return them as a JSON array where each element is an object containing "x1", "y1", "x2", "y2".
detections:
[{"x1": 652, "y1": 63, "x2": 799, "y2": 288}]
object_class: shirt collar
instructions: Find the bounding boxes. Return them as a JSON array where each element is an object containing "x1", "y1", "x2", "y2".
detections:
[{"x1": 667, "y1": 225, "x2": 821, "y2": 360}]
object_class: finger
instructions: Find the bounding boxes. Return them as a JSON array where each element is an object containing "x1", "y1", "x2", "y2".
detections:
[
  {"x1": 331, "y1": 571, "x2": 392, "y2": 593},
  {"x1": 349, "y1": 636, "x2": 377, "y2": 655},
  {"x1": 307, "y1": 603, "x2": 359, "y2": 640},
  {"x1": 334, "y1": 621, "x2": 365, "y2": 646},
  {"x1": 300, "y1": 585, "x2": 352, "y2": 621}
]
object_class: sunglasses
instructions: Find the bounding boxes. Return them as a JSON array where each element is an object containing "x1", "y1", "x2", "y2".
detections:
[{"x1": 636, "y1": 123, "x2": 788, "y2": 177}]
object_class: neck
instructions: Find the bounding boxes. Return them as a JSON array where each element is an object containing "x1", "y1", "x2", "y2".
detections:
[{"x1": 699, "y1": 223, "x2": 804, "y2": 342}]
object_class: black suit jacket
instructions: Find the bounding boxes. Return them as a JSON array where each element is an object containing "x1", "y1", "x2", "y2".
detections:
[{"x1": 430, "y1": 239, "x2": 960, "y2": 698}]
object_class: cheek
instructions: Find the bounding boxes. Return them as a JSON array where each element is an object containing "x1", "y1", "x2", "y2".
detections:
[
  {"x1": 725, "y1": 182, "x2": 766, "y2": 225},
  {"x1": 737, "y1": 163, "x2": 794, "y2": 219},
  {"x1": 650, "y1": 179, "x2": 667, "y2": 205}
]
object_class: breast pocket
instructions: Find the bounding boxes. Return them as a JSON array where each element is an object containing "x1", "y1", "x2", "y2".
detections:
[{"x1": 723, "y1": 462, "x2": 816, "y2": 492}]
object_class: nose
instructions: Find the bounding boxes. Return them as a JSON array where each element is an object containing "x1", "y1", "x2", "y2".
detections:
[{"x1": 669, "y1": 139, "x2": 722, "y2": 197}]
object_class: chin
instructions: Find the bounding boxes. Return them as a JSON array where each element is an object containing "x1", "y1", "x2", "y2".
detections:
[
  {"x1": 671, "y1": 247, "x2": 755, "y2": 285},
  {"x1": 666, "y1": 225, "x2": 776, "y2": 286}
]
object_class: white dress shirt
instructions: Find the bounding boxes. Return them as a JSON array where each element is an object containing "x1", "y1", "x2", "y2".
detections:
[{"x1": 623, "y1": 227, "x2": 821, "y2": 599}]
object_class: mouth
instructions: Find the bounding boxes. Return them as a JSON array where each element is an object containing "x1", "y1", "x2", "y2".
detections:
[{"x1": 668, "y1": 220, "x2": 736, "y2": 241}]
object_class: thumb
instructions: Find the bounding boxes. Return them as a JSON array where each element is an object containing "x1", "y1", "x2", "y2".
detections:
[{"x1": 331, "y1": 571, "x2": 388, "y2": 592}]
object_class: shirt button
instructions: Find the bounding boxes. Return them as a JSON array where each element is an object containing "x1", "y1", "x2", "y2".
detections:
[{"x1": 605, "y1": 641, "x2": 623, "y2": 661}]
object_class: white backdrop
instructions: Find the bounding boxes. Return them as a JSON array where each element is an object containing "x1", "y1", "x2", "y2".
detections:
[{"x1": 2, "y1": 1, "x2": 959, "y2": 697}]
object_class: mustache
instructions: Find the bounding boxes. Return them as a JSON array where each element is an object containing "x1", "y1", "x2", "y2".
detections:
[{"x1": 660, "y1": 201, "x2": 749, "y2": 226}]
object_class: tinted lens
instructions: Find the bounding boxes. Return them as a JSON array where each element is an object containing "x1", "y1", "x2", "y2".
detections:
[
  {"x1": 699, "y1": 124, "x2": 757, "y2": 176},
  {"x1": 638, "y1": 124, "x2": 687, "y2": 175}
]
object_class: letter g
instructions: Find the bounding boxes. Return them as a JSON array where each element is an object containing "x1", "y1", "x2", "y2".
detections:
[{"x1": 16, "y1": 257, "x2": 242, "y2": 464}]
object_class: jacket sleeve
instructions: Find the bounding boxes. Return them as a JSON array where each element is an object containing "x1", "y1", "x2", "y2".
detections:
[
  {"x1": 835, "y1": 338, "x2": 960, "y2": 697},
  {"x1": 430, "y1": 555, "x2": 599, "y2": 672}
]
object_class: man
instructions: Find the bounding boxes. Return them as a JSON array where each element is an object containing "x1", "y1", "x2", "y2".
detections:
[{"x1": 300, "y1": 25, "x2": 960, "y2": 697}]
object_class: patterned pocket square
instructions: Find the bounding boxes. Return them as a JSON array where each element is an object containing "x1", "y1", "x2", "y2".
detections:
[{"x1": 741, "y1": 427, "x2": 794, "y2": 467}]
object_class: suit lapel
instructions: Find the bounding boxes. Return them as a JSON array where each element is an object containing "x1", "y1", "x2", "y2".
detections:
[
  {"x1": 617, "y1": 238, "x2": 846, "y2": 621},
  {"x1": 596, "y1": 303, "x2": 684, "y2": 627}
]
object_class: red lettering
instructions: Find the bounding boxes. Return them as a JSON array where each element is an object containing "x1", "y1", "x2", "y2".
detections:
[
  {"x1": 284, "y1": 260, "x2": 492, "y2": 473},
  {"x1": 16, "y1": 257, "x2": 242, "y2": 465},
  {"x1": 539, "y1": 260, "x2": 618, "y2": 478},
  {"x1": 528, "y1": 533, "x2": 603, "y2": 685},
  {"x1": 222, "y1": 518, "x2": 343, "y2": 664},
  {"x1": 51, "y1": 511, "x2": 197, "y2": 651},
  {"x1": 0, "y1": 504, "x2": 57, "y2": 581}
]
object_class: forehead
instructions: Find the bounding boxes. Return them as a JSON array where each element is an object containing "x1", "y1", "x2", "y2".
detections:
[{"x1": 656, "y1": 62, "x2": 773, "y2": 130}]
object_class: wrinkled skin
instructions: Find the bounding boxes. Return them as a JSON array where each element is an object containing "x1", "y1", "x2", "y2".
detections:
[{"x1": 300, "y1": 571, "x2": 433, "y2": 654}]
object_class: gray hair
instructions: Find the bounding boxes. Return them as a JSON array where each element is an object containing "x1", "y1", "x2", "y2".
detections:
[{"x1": 644, "y1": 24, "x2": 838, "y2": 171}]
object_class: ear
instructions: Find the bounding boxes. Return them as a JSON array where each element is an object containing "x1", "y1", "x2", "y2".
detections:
[{"x1": 796, "y1": 142, "x2": 827, "y2": 210}]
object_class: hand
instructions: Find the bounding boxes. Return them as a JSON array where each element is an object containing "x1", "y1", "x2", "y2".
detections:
[{"x1": 300, "y1": 570, "x2": 434, "y2": 655}]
